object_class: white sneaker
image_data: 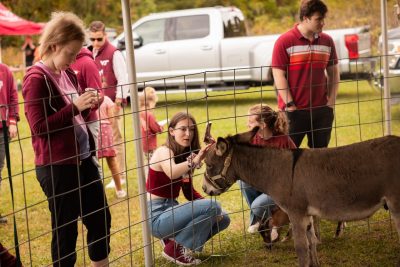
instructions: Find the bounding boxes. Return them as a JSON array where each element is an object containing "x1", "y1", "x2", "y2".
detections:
[
  {"x1": 116, "y1": 190, "x2": 127, "y2": 199},
  {"x1": 105, "y1": 178, "x2": 126, "y2": 189},
  {"x1": 271, "y1": 226, "x2": 279, "y2": 242},
  {"x1": 247, "y1": 222, "x2": 260, "y2": 234},
  {"x1": 105, "y1": 180, "x2": 115, "y2": 189}
]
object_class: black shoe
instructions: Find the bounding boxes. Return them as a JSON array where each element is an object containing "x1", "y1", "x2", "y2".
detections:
[{"x1": 0, "y1": 214, "x2": 7, "y2": 224}]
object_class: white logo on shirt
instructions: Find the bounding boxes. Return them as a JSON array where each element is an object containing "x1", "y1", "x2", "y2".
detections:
[
  {"x1": 100, "y1": 60, "x2": 109, "y2": 66},
  {"x1": 0, "y1": 81, "x2": 3, "y2": 91}
]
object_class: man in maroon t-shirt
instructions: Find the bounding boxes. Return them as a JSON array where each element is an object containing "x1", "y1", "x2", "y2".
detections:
[{"x1": 272, "y1": 0, "x2": 339, "y2": 149}]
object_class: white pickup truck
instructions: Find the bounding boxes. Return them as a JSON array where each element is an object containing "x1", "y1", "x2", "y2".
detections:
[{"x1": 114, "y1": 6, "x2": 375, "y2": 88}]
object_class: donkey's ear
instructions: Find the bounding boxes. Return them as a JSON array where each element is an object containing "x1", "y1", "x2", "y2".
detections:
[
  {"x1": 235, "y1": 126, "x2": 259, "y2": 144},
  {"x1": 216, "y1": 137, "x2": 229, "y2": 156}
]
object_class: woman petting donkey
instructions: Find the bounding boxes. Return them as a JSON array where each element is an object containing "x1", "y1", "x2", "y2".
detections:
[{"x1": 146, "y1": 112, "x2": 230, "y2": 266}]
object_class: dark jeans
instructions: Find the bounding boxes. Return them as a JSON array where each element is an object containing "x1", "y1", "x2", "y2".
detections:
[
  {"x1": 36, "y1": 157, "x2": 111, "y2": 267},
  {"x1": 287, "y1": 106, "x2": 334, "y2": 148}
]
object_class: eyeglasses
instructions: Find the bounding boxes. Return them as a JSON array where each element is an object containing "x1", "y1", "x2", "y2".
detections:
[
  {"x1": 174, "y1": 126, "x2": 195, "y2": 133},
  {"x1": 90, "y1": 37, "x2": 104, "y2": 42}
]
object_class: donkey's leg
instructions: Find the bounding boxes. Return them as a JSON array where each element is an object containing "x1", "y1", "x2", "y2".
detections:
[
  {"x1": 306, "y1": 217, "x2": 320, "y2": 267},
  {"x1": 386, "y1": 200, "x2": 400, "y2": 266},
  {"x1": 290, "y1": 214, "x2": 311, "y2": 267},
  {"x1": 313, "y1": 216, "x2": 321, "y2": 243},
  {"x1": 334, "y1": 221, "x2": 346, "y2": 237}
]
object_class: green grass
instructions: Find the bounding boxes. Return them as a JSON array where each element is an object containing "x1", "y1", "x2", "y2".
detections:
[{"x1": 1, "y1": 80, "x2": 400, "y2": 266}]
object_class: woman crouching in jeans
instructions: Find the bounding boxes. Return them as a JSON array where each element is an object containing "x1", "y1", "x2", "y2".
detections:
[{"x1": 146, "y1": 112, "x2": 230, "y2": 265}]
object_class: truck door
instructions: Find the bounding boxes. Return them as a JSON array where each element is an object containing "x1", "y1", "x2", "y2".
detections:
[
  {"x1": 133, "y1": 18, "x2": 170, "y2": 86},
  {"x1": 167, "y1": 14, "x2": 221, "y2": 86}
]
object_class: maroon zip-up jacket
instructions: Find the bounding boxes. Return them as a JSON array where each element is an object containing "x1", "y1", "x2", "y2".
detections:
[
  {"x1": 22, "y1": 65, "x2": 96, "y2": 166},
  {"x1": 71, "y1": 48, "x2": 103, "y2": 122}
]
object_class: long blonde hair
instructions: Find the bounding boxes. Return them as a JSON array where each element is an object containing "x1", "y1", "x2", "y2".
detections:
[
  {"x1": 39, "y1": 12, "x2": 85, "y2": 59},
  {"x1": 248, "y1": 104, "x2": 289, "y2": 135}
]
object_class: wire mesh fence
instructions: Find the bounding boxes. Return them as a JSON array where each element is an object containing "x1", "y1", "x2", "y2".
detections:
[{"x1": 0, "y1": 54, "x2": 399, "y2": 266}]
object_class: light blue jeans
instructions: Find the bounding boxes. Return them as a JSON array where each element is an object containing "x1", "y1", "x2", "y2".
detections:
[
  {"x1": 147, "y1": 198, "x2": 230, "y2": 251},
  {"x1": 238, "y1": 180, "x2": 275, "y2": 226}
]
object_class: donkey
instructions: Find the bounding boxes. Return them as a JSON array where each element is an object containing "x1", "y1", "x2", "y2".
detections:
[{"x1": 202, "y1": 128, "x2": 400, "y2": 267}]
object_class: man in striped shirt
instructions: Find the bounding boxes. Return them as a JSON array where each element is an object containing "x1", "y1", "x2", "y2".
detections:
[{"x1": 272, "y1": 0, "x2": 339, "y2": 149}]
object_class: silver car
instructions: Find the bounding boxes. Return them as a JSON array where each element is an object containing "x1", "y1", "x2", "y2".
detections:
[{"x1": 373, "y1": 55, "x2": 400, "y2": 94}]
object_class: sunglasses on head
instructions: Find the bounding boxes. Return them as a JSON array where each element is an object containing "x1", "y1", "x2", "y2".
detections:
[{"x1": 90, "y1": 37, "x2": 104, "y2": 42}]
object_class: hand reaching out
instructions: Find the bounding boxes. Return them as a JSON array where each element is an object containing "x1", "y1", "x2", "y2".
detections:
[{"x1": 191, "y1": 144, "x2": 213, "y2": 168}]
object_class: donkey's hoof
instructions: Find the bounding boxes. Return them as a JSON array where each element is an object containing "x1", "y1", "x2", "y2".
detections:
[
  {"x1": 334, "y1": 221, "x2": 347, "y2": 238},
  {"x1": 264, "y1": 243, "x2": 273, "y2": 250}
]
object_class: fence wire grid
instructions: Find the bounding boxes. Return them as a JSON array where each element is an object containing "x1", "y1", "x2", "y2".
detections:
[{"x1": 0, "y1": 54, "x2": 400, "y2": 266}]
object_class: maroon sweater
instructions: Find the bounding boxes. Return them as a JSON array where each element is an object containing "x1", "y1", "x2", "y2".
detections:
[
  {"x1": 22, "y1": 65, "x2": 96, "y2": 165},
  {"x1": 71, "y1": 48, "x2": 103, "y2": 122},
  {"x1": 0, "y1": 63, "x2": 19, "y2": 128},
  {"x1": 140, "y1": 111, "x2": 163, "y2": 153}
]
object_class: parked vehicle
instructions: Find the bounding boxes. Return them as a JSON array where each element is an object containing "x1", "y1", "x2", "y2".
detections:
[
  {"x1": 373, "y1": 28, "x2": 400, "y2": 94},
  {"x1": 373, "y1": 55, "x2": 400, "y2": 94},
  {"x1": 114, "y1": 6, "x2": 375, "y2": 88},
  {"x1": 378, "y1": 27, "x2": 400, "y2": 55}
]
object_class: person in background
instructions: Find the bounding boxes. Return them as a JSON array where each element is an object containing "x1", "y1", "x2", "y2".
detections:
[
  {"x1": 98, "y1": 95, "x2": 127, "y2": 198},
  {"x1": 239, "y1": 104, "x2": 295, "y2": 240},
  {"x1": 88, "y1": 20, "x2": 129, "y2": 189},
  {"x1": 271, "y1": 0, "x2": 341, "y2": 237},
  {"x1": 22, "y1": 12, "x2": 111, "y2": 266},
  {"x1": 21, "y1": 35, "x2": 36, "y2": 68},
  {"x1": 0, "y1": 63, "x2": 19, "y2": 224},
  {"x1": 70, "y1": 47, "x2": 104, "y2": 176},
  {"x1": 272, "y1": 0, "x2": 339, "y2": 149},
  {"x1": 147, "y1": 112, "x2": 230, "y2": 266},
  {"x1": 33, "y1": 44, "x2": 41, "y2": 65},
  {"x1": 139, "y1": 87, "x2": 163, "y2": 162}
]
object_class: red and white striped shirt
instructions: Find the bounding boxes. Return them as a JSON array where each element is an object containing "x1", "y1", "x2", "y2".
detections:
[{"x1": 272, "y1": 24, "x2": 338, "y2": 111}]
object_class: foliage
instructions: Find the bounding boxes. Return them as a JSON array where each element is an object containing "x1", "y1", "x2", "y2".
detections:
[{"x1": 2, "y1": 0, "x2": 399, "y2": 46}]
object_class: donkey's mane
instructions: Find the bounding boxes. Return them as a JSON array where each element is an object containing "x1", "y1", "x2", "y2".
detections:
[
  {"x1": 226, "y1": 134, "x2": 293, "y2": 151},
  {"x1": 226, "y1": 135, "x2": 263, "y2": 148}
]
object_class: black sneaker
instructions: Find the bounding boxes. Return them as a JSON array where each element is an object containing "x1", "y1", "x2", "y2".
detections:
[{"x1": 0, "y1": 214, "x2": 7, "y2": 224}]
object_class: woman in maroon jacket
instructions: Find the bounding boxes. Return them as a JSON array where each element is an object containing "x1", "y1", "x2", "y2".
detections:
[{"x1": 22, "y1": 12, "x2": 111, "y2": 267}]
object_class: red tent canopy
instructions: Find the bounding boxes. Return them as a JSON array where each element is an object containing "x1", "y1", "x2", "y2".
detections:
[{"x1": 0, "y1": 3, "x2": 43, "y2": 35}]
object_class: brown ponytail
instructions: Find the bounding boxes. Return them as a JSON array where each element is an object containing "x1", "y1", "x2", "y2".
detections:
[{"x1": 248, "y1": 104, "x2": 289, "y2": 135}]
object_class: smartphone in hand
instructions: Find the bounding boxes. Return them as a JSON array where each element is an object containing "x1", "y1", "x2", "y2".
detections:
[{"x1": 204, "y1": 121, "x2": 213, "y2": 144}]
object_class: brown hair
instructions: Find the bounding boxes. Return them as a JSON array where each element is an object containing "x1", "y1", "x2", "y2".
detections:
[
  {"x1": 249, "y1": 104, "x2": 289, "y2": 135},
  {"x1": 166, "y1": 112, "x2": 200, "y2": 163},
  {"x1": 139, "y1": 87, "x2": 158, "y2": 110},
  {"x1": 39, "y1": 12, "x2": 85, "y2": 59},
  {"x1": 299, "y1": 0, "x2": 328, "y2": 21},
  {"x1": 89, "y1": 21, "x2": 106, "y2": 32}
]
